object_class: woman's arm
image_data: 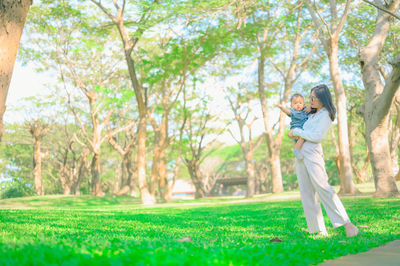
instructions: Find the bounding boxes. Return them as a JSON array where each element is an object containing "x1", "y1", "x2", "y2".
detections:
[{"x1": 291, "y1": 111, "x2": 332, "y2": 143}]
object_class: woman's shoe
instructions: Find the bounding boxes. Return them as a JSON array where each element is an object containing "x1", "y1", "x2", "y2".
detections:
[{"x1": 345, "y1": 223, "x2": 359, "y2": 237}]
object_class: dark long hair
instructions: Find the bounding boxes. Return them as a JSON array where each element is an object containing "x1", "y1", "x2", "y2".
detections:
[{"x1": 311, "y1": 84, "x2": 336, "y2": 121}]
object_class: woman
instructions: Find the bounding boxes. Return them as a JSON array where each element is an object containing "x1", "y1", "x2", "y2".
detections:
[{"x1": 288, "y1": 84, "x2": 359, "y2": 237}]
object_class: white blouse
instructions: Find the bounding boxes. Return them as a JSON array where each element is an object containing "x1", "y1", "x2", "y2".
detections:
[{"x1": 292, "y1": 108, "x2": 332, "y2": 143}]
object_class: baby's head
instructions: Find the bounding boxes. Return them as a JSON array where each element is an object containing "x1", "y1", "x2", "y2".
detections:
[{"x1": 290, "y1": 93, "x2": 305, "y2": 111}]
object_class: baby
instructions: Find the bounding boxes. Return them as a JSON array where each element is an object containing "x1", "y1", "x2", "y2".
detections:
[{"x1": 276, "y1": 93, "x2": 310, "y2": 159}]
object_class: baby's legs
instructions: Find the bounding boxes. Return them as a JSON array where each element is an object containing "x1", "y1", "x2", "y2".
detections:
[{"x1": 293, "y1": 137, "x2": 305, "y2": 159}]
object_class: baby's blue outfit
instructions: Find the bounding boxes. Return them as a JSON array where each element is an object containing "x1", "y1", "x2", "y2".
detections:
[
  {"x1": 289, "y1": 107, "x2": 309, "y2": 130},
  {"x1": 288, "y1": 107, "x2": 309, "y2": 160}
]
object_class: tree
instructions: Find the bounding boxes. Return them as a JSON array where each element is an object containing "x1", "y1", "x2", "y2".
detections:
[
  {"x1": 90, "y1": 0, "x2": 166, "y2": 204},
  {"x1": 226, "y1": 84, "x2": 264, "y2": 197},
  {"x1": 143, "y1": 21, "x2": 232, "y2": 200},
  {"x1": 359, "y1": 0, "x2": 400, "y2": 196},
  {"x1": 0, "y1": 0, "x2": 32, "y2": 141},
  {"x1": 143, "y1": 38, "x2": 195, "y2": 201},
  {"x1": 348, "y1": 100, "x2": 370, "y2": 184},
  {"x1": 258, "y1": 2, "x2": 318, "y2": 193},
  {"x1": 225, "y1": 1, "x2": 318, "y2": 193},
  {"x1": 106, "y1": 114, "x2": 137, "y2": 196},
  {"x1": 27, "y1": 118, "x2": 50, "y2": 196},
  {"x1": 182, "y1": 88, "x2": 221, "y2": 198},
  {"x1": 339, "y1": 4, "x2": 379, "y2": 184},
  {"x1": 0, "y1": 123, "x2": 35, "y2": 198},
  {"x1": 22, "y1": 1, "x2": 134, "y2": 196},
  {"x1": 305, "y1": 0, "x2": 359, "y2": 194},
  {"x1": 390, "y1": 93, "x2": 400, "y2": 180},
  {"x1": 51, "y1": 122, "x2": 90, "y2": 196}
]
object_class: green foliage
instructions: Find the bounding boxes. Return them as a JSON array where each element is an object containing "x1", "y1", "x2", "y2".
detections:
[
  {"x1": 0, "y1": 124, "x2": 34, "y2": 198},
  {"x1": 0, "y1": 196, "x2": 399, "y2": 265},
  {"x1": 0, "y1": 179, "x2": 35, "y2": 199},
  {"x1": 340, "y1": 4, "x2": 376, "y2": 73},
  {"x1": 9, "y1": 0, "x2": 391, "y2": 197}
]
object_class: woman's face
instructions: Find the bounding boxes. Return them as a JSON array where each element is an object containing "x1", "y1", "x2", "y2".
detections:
[{"x1": 310, "y1": 90, "x2": 323, "y2": 110}]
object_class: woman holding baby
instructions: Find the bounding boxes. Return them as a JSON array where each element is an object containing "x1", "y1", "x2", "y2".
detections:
[{"x1": 287, "y1": 84, "x2": 359, "y2": 237}]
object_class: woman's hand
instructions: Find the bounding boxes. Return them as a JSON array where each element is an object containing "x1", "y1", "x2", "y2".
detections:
[{"x1": 304, "y1": 107, "x2": 312, "y2": 113}]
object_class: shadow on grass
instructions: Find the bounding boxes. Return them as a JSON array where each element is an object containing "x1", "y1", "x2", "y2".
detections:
[{"x1": 0, "y1": 195, "x2": 141, "y2": 209}]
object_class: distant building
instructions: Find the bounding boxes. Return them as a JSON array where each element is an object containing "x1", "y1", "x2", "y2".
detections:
[{"x1": 171, "y1": 179, "x2": 196, "y2": 200}]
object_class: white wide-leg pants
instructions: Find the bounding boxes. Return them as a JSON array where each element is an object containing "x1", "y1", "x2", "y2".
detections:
[{"x1": 295, "y1": 141, "x2": 350, "y2": 234}]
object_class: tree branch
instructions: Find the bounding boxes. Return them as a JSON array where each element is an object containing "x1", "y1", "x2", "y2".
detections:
[
  {"x1": 304, "y1": 0, "x2": 330, "y2": 50},
  {"x1": 334, "y1": 0, "x2": 352, "y2": 39},
  {"x1": 90, "y1": 0, "x2": 117, "y2": 22},
  {"x1": 377, "y1": 54, "x2": 400, "y2": 120},
  {"x1": 362, "y1": 0, "x2": 400, "y2": 20}
]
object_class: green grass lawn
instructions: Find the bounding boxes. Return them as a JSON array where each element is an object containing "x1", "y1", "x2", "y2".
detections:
[{"x1": 0, "y1": 195, "x2": 399, "y2": 265}]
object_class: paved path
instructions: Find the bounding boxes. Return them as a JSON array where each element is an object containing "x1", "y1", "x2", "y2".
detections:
[{"x1": 320, "y1": 240, "x2": 400, "y2": 266}]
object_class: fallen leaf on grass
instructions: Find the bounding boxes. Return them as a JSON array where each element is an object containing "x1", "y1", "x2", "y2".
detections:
[
  {"x1": 269, "y1": 237, "x2": 282, "y2": 243},
  {"x1": 177, "y1": 236, "x2": 193, "y2": 243},
  {"x1": 358, "y1": 225, "x2": 369, "y2": 228}
]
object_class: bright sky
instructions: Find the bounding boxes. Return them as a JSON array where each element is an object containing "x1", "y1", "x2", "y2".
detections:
[
  {"x1": 6, "y1": 59, "x2": 284, "y2": 146},
  {"x1": 6, "y1": 62, "x2": 54, "y2": 123}
]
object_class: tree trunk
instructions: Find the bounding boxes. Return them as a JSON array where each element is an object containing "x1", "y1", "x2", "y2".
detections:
[
  {"x1": 90, "y1": 153, "x2": 103, "y2": 196},
  {"x1": 396, "y1": 167, "x2": 400, "y2": 181},
  {"x1": 137, "y1": 117, "x2": 154, "y2": 204},
  {"x1": 186, "y1": 159, "x2": 206, "y2": 198},
  {"x1": 352, "y1": 150, "x2": 370, "y2": 185},
  {"x1": 245, "y1": 152, "x2": 256, "y2": 197},
  {"x1": 166, "y1": 150, "x2": 181, "y2": 201},
  {"x1": 304, "y1": 0, "x2": 357, "y2": 194},
  {"x1": 390, "y1": 97, "x2": 400, "y2": 175},
  {"x1": 158, "y1": 112, "x2": 170, "y2": 202},
  {"x1": 348, "y1": 112, "x2": 370, "y2": 184},
  {"x1": 91, "y1": 0, "x2": 153, "y2": 204},
  {"x1": 72, "y1": 147, "x2": 89, "y2": 196},
  {"x1": 360, "y1": 0, "x2": 400, "y2": 196},
  {"x1": 33, "y1": 140, "x2": 44, "y2": 196},
  {"x1": 29, "y1": 119, "x2": 50, "y2": 196},
  {"x1": 63, "y1": 185, "x2": 71, "y2": 196},
  {"x1": 107, "y1": 129, "x2": 137, "y2": 196},
  {"x1": 255, "y1": 161, "x2": 270, "y2": 193},
  {"x1": 124, "y1": 49, "x2": 155, "y2": 204},
  {"x1": 59, "y1": 146, "x2": 86, "y2": 196},
  {"x1": 59, "y1": 166, "x2": 72, "y2": 196},
  {"x1": 125, "y1": 152, "x2": 137, "y2": 196},
  {"x1": 269, "y1": 151, "x2": 283, "y2": 193},
  {"x1": 158, "y1": 150, "x2": 170, "y2": 201},
  {"x1": 0, "y1": 0, "x2": 31, "y2": 141},
  {"x1": 257, "y1": 57, "x2": 284, "y2": 193},
  {"x1": 366, "y1": 122, "x2": 398, "y2": 195},
  {"x1": 150, "y1": 143, "x2": 160, "y2": 196},
  {"x1": 165, "y1": 126, "x2": 185, "y2": 201},
  {"x1": 328, "y1": 42, "x2": 359, "y2": 194},
  {"x1": 114, "y1": 161, "x2": 122, "y2": 194}
]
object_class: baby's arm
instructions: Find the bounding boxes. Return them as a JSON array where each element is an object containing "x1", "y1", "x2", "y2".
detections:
[{"x1": 276, "y1": 103, "x2": 291, "y2": 116}]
